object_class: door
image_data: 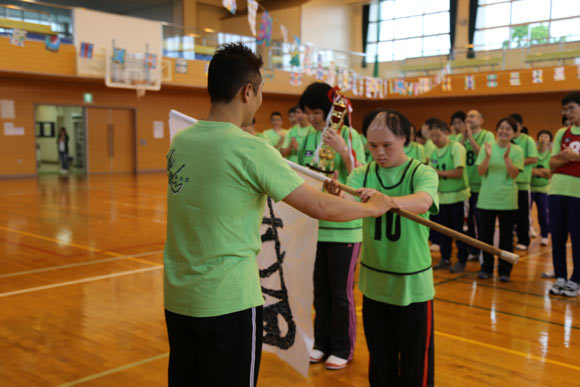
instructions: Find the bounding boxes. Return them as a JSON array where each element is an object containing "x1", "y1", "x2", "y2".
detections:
[{"x1": 87, "y1": 108, "x2": 135, "y2": 173}]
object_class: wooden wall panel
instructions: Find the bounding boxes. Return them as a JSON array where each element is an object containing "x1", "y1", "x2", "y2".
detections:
[{"x1": 0, "y1": 39, "x2": 76, "y2": 77}]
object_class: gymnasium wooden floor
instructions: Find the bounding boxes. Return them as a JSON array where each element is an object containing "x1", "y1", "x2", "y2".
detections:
[{"x1": 1, "y1": 173, "x2": 578, "y2": 386}]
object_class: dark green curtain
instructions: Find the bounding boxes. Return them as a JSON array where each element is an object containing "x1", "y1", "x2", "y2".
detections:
[
  {"x1": 467, "y1": 0, "x2": 479, "y2": 58},
  {"x1": 450, "y1": 0, "x2": 458, "y2": 58},
  {"x1": 362, "y1": 4, "x2": 369, "y2": 68}
]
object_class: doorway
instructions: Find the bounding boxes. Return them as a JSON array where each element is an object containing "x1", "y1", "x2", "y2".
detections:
[
  {"x1": 35, "y1": 105, "x2": 86, "y2": 175},
  {"x1": 86, "y1": 108, "x2": 136, "y2": 174}
]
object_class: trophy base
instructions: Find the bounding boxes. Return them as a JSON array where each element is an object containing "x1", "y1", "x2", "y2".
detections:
[{"x1": 307, "y1": 163, "x2": 335, "y2": 175}]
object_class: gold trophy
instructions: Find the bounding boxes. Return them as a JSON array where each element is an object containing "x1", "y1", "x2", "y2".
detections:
[{"x1": 308, "y1": 93, "x2": 350, "y2": 174}]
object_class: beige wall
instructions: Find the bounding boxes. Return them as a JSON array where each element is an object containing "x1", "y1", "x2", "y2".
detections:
[{"x1": 301, "y1": 0, "x2": 352, "y2": 51}]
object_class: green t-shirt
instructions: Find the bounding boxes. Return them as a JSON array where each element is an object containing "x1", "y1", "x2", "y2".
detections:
[
  {"x1": 449, "y1": 133, "x2": 458, "y2": 142},
  {"x1": 456, "y1": 129, "x2": 496, "y2": 193},
  {"x1": 429, "y1": 140, "x2": 470, "y2": 204},
  {"x1": 260, "y1": 128, "x2": 288, "y2": 148},
  {"x1": 531, "y1": 149, "x2": 551, "y2": 193},
  {"x1": 298, "y1": 125, "x2": 366, "y2": 243},
  {"x1": 549, "y1": 126, "x2": 580, "y2": 198},
  {"x1": 475, "y1": 142, "x2": 524, "y2": 210},
  {"x1": 347, "y1": 158, "x2": 439, "y2": 307},
  {"x1": 164, "y1": 121, "x2": 304, "y2": 318},
  {"x1": 424, "y1": 139, "x2": 436, "y2": 162},
  {"x1": 282, "y1": 124, "x2": 312, "y2": 162},
  {"x1": 404, "y1": 141, "x2": 426, "y2": 163},
  {"x1": 513, "y1": 133, "x2": 539, "y2": 191}
]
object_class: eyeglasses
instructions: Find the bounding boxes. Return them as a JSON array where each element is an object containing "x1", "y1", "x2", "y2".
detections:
[{"x1": 562, "y1": 105, "x2": 580, "y2": 114}]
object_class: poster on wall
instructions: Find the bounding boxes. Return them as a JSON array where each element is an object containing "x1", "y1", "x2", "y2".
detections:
[
  {"x1": 153, "y1": 121, "x2": 164, "y2": 139},
  {"x1": 1, "y1": 99, "x2": 15, "y2": 119}
]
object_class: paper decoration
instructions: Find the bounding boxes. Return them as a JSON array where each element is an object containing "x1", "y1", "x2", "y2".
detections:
[
  {"x1": 144, "y1": 53, "x2": 157, "y2": 69},
  {"x1": 315, "y1": 53, "x2": 324, "y2": 81},
  {"x1": 388, "y1": 79, "x2": 394, "y2": 95},
  {"x1": 351, "y1": 72, "x2": 363, "y2": 96},
  {"x1": 339, "y1": 68, "x2": 350, "y2": 91},
  {"x1": 365, "y1": 77, "x2": 374, "y2": 98},
  {"x1": 441, "y1": 77, "x2": 452, "y2": 92},
  {"x1": 257, "y1": 10, "x2": 273, "y2": 47},
  {"x1": 1, "y1": 99, "x2": 15, "y2": 119},
  {"x1": 45, "y1": 35, "x2": 61, "y2": 52},
  {"x1": 10, "y1": 29, "x2": 26, "y2": 46},
  {"x1": 264, "y1": 69, "x2": 275, "y2": 82},
  {"x1": 394, "y1": 79, "x2": 406, "y2": 95},
  {"x1": 328, "y1": 62, "x2": 336, "y2": 86},
  {"x1": 290, "y1": 72, "x2": 302, "y2": 86},
  {"x1": 154, "y1": 121, "x2": 164, "y2": 139},
  {"x1": 247, "y1": 0, "x2": 259, "y2": 36},
  {"x1": 222, "y1": 0, "x2": 237, "y2": 14},
  {"x1": 290, "y1": 36, "x2": 301, "y2": 68},
  {"x1": 532, "y1": 69, "x2": 543, "y2": 84},
  {"x1": 175, "y1": 58, "x2": 188, "y2": 74},
  {"x1": 112, "y1": 48, "x2": 126, "y2": 64},
  {"x1": 486, "y1": 74, "x2": 497, "y2": 88},
  {"x1": 79, "y1": 42, "x2": 93, "y2": 58},
  {"x1": 280, "y1": 24, "x2": 288, "y2": 44},
  {"x1": 419, "y1": 77, "x2": 432, "y2": 94},
  {"x1": 464, "y1": 75, "x2": 475, "y2": 90},
  {"x1": 303, "y1": 45, "x2": 313, "y2": 75},
  {"x1": 554, "y1": 66, "x2": 566, "y2": 81},
  {"x1": 510, "y1": 72, "x2": 521, "y2": 86}
]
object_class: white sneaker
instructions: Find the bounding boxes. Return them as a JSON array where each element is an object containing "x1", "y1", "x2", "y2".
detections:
[
  {"x1": 515, "y1": 244, "x2": 528, "y2": 251},
  {"x1": 429, "y1": 244, "x2": 440, "y2": 252},
  {"x1": 549, "y1": 278, "x2": 567, "y2": 295},
  {"x1": 562, "y1": 280, "x2": 580, "y2": 297},
  {"x1": 530, "y1": 227, "x2": 538, "y2": 238},
  {"x1": 325, "y1": 355, "x2": 348, "y2": 370},
  {"x1": 541, "y1": 238, "x2": 549, "y2": 246},
  {"x1": 310, "y1": 349, "x2": 326, "y2": 363}
]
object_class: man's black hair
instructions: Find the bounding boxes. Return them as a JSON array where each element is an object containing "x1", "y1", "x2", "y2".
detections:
[
  {"x1": 299, "y1": 82, "x2": 333, "y2": 117},
  {"x1": 521, "y1": 126, "x2": 529, "y2": 134},
  {"x1": 450, "y1": 110, "x2": 466, "y2": 123},
  {"x1": 537, "y1": 130, "x2": 553, "y2": 141},
  {"x1": 496, "y1": 117, "x2": 519, "y2": 132},
  {"x1": 509, "y1": 113, "x2": 523, "y2": 125},
  {"x1": 208, "y1": 43, "x2": 263, "y2": 104},
  {"x1": 288, "y1": 105, "x2": 298, "y2": 114},
  {"x1": 271, "y1": 111, "x2": 282, "y2": 119},
  {"x1": 562, "y1": 91, "x2": 580, "y2": 106},
  {"x1": 367, "y1": 109, "x2": 412, "y2": 146},
  {"x1": 562, "y1": 115, "x2": 569, "y2": 126},
  {"x1": 425, "y1": 117, "x2": 450, "y2": 133}
]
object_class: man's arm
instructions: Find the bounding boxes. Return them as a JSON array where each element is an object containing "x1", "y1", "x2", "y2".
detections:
[{"x1": 283, "y1": 182, "x2": 394, "y2": 221}]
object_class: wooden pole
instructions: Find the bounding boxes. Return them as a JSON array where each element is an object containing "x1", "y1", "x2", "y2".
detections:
[{"x1": 287, "y1": 160, "x2": 519, "y2": 265}]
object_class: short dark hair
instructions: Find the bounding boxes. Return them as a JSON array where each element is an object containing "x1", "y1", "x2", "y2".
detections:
[
  {"x1": 208, "y1": 43, "x2": 263, "y2": 104},
  {"x1": 367, "y1": 109, "x2": 412, "y2": 146},
  {"x1": 537, "y1": 129, "x2": 553, "y2": 141},
  {"x1": 562, "y1": 115, "x2": 569, "y2": 126},
  {"x1": 562, "y1": 91, "x2": 580, "y2": 106},
  {"x1": 521, "y1": 126, "x2": 529, "y2": 134},
  {"x1": 299, "y1": 82, "x2": 333, "y2": 117},
  {"x1": 496, "y1": 117, "x2": 519, "y2": 132},
  {"x1": 509, "y1": 113, "x2": 523, "y2": 125},
  {"x1": 288, "y1": 105, "x2": 298, "y2": 114},
  {"x1": 271, "y1": 111, "x2": 282, "y2": 119},
  {"x1": 361, "y1": 109, "x2": 382, "y2": 138},
  {"x1": 425, "y1": 117, "x2": 450, "y2": 133},
  {"x1": 450, "y1": 110, "x2": 466, "y2": 123}
]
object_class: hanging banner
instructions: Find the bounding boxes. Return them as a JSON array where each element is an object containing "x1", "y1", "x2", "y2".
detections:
[
  {"x1": 10, "y1": 29, "x2": 26, "y2": 46},
  {"x1": 554, "y1": 66, "x2": 566, "y2": 81},
  {"x1": 257, "y1": 10, "x2": 273, "y2": 47},
  {"x1": 509, "y1": 71, "x2": 521, "y2": 86},
  {"x1": 441, "y1": 77, "x2": 452, "y2": 92},
  {"x1": 222, "y1": 0, "x2": 237, "y2": 15},
  {"x1": 464, "y1": 75, "x2": 475, "y2": 90},
  {"x1": 290, "y1": 71, "x2": 302, "y2": 86},
  {"x1": 247, "y1": 0, "x2": 259, "y2": 36},
  {"x1": 175, "y1": 58, "x2": 188, "y2": 74},
  {"x1": 532, "y1": 69, "x2": 543, "y2": 84},
  {"x1": 486, "y1": 74, "x2": 497, "y2": 88},
  {"x1": 45, "y1": 35, "x2": 61, "y2": 52},
  {"x1": 280, "y1": 24, "x2": 288, "y2": 44},
  {"x1": 290, "y1": 36, "x2": 301, "y2": 68}
]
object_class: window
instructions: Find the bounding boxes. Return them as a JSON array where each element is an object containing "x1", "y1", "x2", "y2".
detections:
[
  {"x1": 365, "y1": 0, "x2": 450, "y2": 62},
  {"x1": 474, "y1": 0, "x2": 580, "y2": 51}
]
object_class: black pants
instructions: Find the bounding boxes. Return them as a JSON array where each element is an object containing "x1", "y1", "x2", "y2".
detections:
[
  {"x1": 479, "y1": 209, "x2": 517, "y2": 276},
  {"x1": 515, "y1": 190, "x2": 530, "y2": 247},
  {"x1": 165, "y1": 307, "x2": 263, "y2": 387},
  {"x1": 437, "y1": 202, "x2": 469, "y2": 263},
  {"x1": 363, "y1": 297, "x2": 434, "y2": 387},
  {"x1": 549, "y1": 195, "x2": 580, "y2": 282},
  {"x1": 313, "y1": 241, "x2": 360, "y2": 360},
  {"x1": 466, "y1": 192, "x2": 481, "y2": 255}
]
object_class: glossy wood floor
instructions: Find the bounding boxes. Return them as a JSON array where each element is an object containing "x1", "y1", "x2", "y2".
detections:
[{"x1": 1, "y1": 173, "x2": 579, "y2": 386}]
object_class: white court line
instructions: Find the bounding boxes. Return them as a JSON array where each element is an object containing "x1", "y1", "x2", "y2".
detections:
[
  {"x1": 0, "y1": 266, "x2": 162, "y2": 298},
  {"x1": 58, "y1": 353, "x2": 169, "y2": 387},
  {"x1": 0, "y1": 250, "x2": 163, "y2": 279}
]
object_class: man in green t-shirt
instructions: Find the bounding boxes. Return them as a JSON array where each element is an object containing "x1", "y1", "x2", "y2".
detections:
[
  {"x1": 259, "y1": 111, "x2": 288, "y2": 150},
  {"x1": 508, "y1": 113, "x2": 539, "y2": 251},
  {"x1": 427, "y1": 118, "x2": 471, "y2": 274},
  {"x1": 281, "y1": 105, "x2": 312, "y2": 162},
  {"x1": 458, "y1": 109, "x2": 496, "y2": 259},
  {"x1": 164, "y1": 43, "x2": 395, "y2": 386},
  {"x1": 548, "y1": 91, "x2": 580, "y2": 297}
]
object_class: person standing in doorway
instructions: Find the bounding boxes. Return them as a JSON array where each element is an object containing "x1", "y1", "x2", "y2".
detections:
[{"x1": 57, "y1": 127, "x2": 70, "y2": 173}]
